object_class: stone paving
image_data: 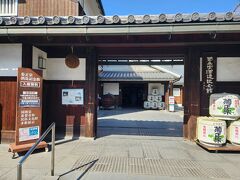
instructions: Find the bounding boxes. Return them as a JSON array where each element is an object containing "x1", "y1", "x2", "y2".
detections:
[
  {"x1": 98, "y1": 108, "x2": 183, "y2": 137},
  {"x1": 0, "y1": 109, "x2": 240, "y2": 180}
]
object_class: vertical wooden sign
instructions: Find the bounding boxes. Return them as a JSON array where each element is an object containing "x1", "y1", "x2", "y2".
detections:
[
  {"x1": 15, "y1": 68, "x2": 43, "y2": 145},
  {"x1": 201, "y1": 54, "x2": 217, "y2": 116},
  {"x1": 202, "y1": 56, "x2": 217, "y2": 95}
]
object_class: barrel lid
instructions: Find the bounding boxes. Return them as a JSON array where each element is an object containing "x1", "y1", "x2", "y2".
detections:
[
  {"x1": 210, "y1": 92, "x2": 240, "y2": 98},
  {"x1": 229, "y1": 119, "x2": 240, "y2": 126},
  {"x1": 197, "y1": 116, "x2": 226, "y2": 124}
]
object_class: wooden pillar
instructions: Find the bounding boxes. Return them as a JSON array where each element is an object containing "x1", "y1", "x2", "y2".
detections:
[
  {"x1": 22, "y1": 44, "x2": 33, "y2": 68},
  {"x1": 169, "y1": 81, "x2": 173, "y2": 96},
  {"x1": 183, "y1": 47, "x2": 200, "y2": 140},
  {"x1": 164, "y1": 82, "x2": 169, "y2": 110},
  {"x1": 200, "y1": 53, "x2": 217, "y2": 116},
  {"x1": 85, "y1": 47, "x2": 98, "y2": 137}
]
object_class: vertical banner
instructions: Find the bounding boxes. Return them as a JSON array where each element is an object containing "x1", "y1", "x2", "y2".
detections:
[
  {"x1": 202, "y1": 56, "x2": 217, "y2": 95},
  {"x1": 201, "y1": 54, "x2": 217, "y2": 115},
  {"x1": 169, "y1": 96, "x2": 175, "y2": 112},
  {"x1": 15, "y1": 68, "x2": 43, "y2": 145}
]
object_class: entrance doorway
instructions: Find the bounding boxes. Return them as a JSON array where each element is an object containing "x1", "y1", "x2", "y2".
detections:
[
  {"x1": 97, "y1": 57, "x2": 184, "y2": 138},
  {"x1": 121, "y1": 83, "x2": 145, "y2": 108}
]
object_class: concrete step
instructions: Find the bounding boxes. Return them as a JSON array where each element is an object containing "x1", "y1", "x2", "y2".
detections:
[{"x1": 32, "y1": 175, "x2": 59, "y2": 180}]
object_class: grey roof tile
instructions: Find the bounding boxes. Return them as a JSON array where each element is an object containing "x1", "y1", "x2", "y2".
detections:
[
  {"x1": 99, "y1": 71, "x2": 177, "y2": 81},
  {"x1": 0, "y1": 12, "x2": 239, "y2": 26}
]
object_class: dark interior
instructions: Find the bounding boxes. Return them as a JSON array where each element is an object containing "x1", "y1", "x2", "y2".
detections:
[{"x1": 121, "y1": 83, "x2": 145, "y2": 108}]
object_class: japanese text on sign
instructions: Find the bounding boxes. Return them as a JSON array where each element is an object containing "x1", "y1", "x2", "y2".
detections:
[
  {"x1": 20, "y1": 72, "x2": 41, "y2": 88},
  {"x1": 204, "y1": 57, "x2": 214, "y2": 94},
  {"x1": 20, "y1": 109, "x2": 39, "y2": 125},
  {"x1": 16, "y1": 68, "x2": 42, "y2": 145}
]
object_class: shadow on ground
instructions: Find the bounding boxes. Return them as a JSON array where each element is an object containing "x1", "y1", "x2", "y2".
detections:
[
  {"x1": 97, "y1": 119, "x2": 183, "y2": 138},
  {"x1": 97, "y1": 108, "x2": 183, "y2": 138}
]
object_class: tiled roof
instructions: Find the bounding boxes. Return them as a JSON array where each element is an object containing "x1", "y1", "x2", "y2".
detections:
[
  {"x1": 98, "y1": 71, "x2": 177, "y2": 81},
  {"x1": 0, "y1": 12, "x2": 239, "y2": 26}
]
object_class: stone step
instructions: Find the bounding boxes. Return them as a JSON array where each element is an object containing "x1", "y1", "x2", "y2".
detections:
[{"x1": 32, "y1": 175, "x2": 59, "y2": 180}]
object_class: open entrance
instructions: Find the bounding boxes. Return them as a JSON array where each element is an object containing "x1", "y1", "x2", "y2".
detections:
[
  {"x1": 97, "y1": 56, "x2": 184, "y2": 138},
  {"x1": 121, "y1": 83, "x2": 146, "y2": 108}
]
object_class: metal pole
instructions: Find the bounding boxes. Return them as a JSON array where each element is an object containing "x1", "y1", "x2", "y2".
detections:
[
  {"x1": 17, "y1": 164, "x2": 22, "y2": 180},
  {"x1": 51, "y1": 124, "x2": 55, "y2": 176}
]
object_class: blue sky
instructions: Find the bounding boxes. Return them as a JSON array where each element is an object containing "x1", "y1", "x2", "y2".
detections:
[{"x1": 101, "y1": 0, "x2": 240, "y2": 15}]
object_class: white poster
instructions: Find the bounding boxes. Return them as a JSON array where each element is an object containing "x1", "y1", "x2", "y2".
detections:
[
  {"x1": 169, "y1": 96, "x2": 175, "y2": 105},
  {"x1": 62, "y1": 89, "x2": 84, "y2": 105},
  {"x1": 19, "y1": 126, "x2": 40, "y2": 142},
  {"x1": 169, "y1": 96, "x2": 175, "y2": 112}
]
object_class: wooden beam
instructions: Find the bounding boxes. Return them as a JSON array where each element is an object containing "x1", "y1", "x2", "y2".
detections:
[
  {"x1": 98, "y1": 60, "x2": 184, "y2": 65},
  {"x1": 85, "y1": 47, "x2": 98, "y2": 137},
  {"x1": 22, "y1": 44, "x2": 33, "y2": 68},
  {"x1": 183, "y1": 47, "x2": 200, "y2": 140},
  {"x1": 200, "y1": 52, "x2": 217, "y2": 116}
]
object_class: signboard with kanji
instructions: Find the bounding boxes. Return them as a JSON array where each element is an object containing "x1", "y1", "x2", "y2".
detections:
[
  {"x1": 202, "y1": 56, "x2": 216, "y2": 95},
  {"x1": 15, "y1": 68, "x2": 43, "y2": 145},
  {"x1": 62, "y1": 89, "x2": 84, "y2": 105}
]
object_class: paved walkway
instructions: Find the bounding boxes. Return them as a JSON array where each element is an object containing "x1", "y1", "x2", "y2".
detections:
[
  {"x1": 98, "y1": 108, "x2": 183, "y2": 137},
  {"x1": 0, "y1": 109, "x2": 240, "y2": 179}
]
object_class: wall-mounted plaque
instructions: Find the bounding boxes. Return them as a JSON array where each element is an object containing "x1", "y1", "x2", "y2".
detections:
[
  {"x1": 15, "y1": 68, "x2": 43, "y2": 145},
  {"x1": 62, "y1": 89, "x2": 84, "y2": 105}
]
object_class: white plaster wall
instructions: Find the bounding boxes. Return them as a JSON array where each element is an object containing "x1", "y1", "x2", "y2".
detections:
[
  {"x1": 148, "y1": 83, "x2": 164, "y2": 95},
  {"x1": 217, "y1": 57, "x2": 240, "y2": 81},
  {"x1": 32, "y1": 47, "x2": 47, "y2": 79},
  {"x1": 46, "y1": 58, "x2": 86, "y2": 80},
  {"x1": 0, "y1": 44, "x2": 22, "y2": 76},
  {"x1": 103, "y1": 83, "x2": 119, "y2": 95}
]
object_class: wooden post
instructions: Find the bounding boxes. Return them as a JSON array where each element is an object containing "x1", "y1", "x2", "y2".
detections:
[
  {"x1": 22, "y1": 44, "x2": 33, "y2": 68},
  {"x1": 85, "y1": 47, "x2": 98, "y2": 137},
  {"x1": 183, "y1": 48, "x2": 200, "y2": 140},
  {"x1": 200, "y1": 53, "x2": 217, "y2": 116},
  {"x1": 169, "y1": 81, "x2": 173, "y2": 96}
]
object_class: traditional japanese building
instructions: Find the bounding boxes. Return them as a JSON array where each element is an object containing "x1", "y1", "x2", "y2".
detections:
[
  {"x1": 98, "y1": 65, "x2": 183, "y2": 108},
  {"x1": 0, "y1": 0, "x2": 240, "y2": 143}
]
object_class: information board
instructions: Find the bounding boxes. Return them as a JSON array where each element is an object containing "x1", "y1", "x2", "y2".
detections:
[
  {"x1": 62, "y1": 89, "x2": 84, "y2": 105},
  {"x1": 169, "y1": 96, "x2": 175, "y2": 112},
  {"x1": 15, "y1": 68, "x2": 43, "y2": 145}
]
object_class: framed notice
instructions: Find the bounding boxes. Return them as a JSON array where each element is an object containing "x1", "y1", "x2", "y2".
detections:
[
  {"x1": 169, "y1": 96, "x2": 175, "y2": 105},
  {"x1": 62, "y1": 89, "x2": 84, "y2": 105},
  {"x1": 19, "y1": 126, "x2": 40, "y2": 142},
  {"x1": 169, "y1": 96, "x2": 175, "y2": 112},
  {"x1": 15, "y1": 68, "x2": 43, "y2": 145}
]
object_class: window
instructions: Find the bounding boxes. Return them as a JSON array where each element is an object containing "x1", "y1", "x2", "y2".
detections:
[
  {"x1": 173, "y1": 88, "x2": 181, "y2": 97},
  {"x1": 0, "y1": 0, "x2": 18, "y2": 16}
]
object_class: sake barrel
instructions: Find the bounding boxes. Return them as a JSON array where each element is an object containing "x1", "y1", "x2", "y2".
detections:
[
  {"x1": 102, "y1": 93, "x2": 115, "y2": 108},
  {"x1": 227, "y1": 120, "x2": 240, "y2": 145},
  {"x1": 144, "y1": 101, "x2": 151, "y2": 109},
  {"x1": 158, "y1": 102, "x2": 165, "y2": 110},
  {"x1": 152, "y1": 89, "x2": 159, "y2": 95},
  {"x1": 197, "y1": 117, "x2": 226, "y2": 147},
  {"x1": 209, "y1": 93, "x2": 240, "y2": 120},
  {"x1": 154, "y1": 96, "x2": 162, "y2": 102},
  {"x1": 151, "y1": 102, "x2": 158, "y2": 109},
  {"x1": 148, "y1": 95, "x2": 154, "y2": 102}
]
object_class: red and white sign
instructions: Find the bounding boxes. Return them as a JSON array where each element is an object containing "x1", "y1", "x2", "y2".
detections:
[
  {"x1": 169, "y1": 96, "x2": 175, "y2": 105},
  {"x1": 169, "y1": 96, "x2": 175, "y2": 112}
]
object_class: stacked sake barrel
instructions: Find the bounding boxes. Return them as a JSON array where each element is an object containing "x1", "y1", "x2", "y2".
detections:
[
  {"x1": 197, "y1": 117, "x2": 226, "y2": 147},
  {"x1": 197, "y1": 93, "x2": 240, "y2": 147},
  {"x1": 210, "y1": 93, "x2": 240, "y2": 145},
  {"x1": 143, "y1": 89, "x2": 165, "y2": 110}
]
